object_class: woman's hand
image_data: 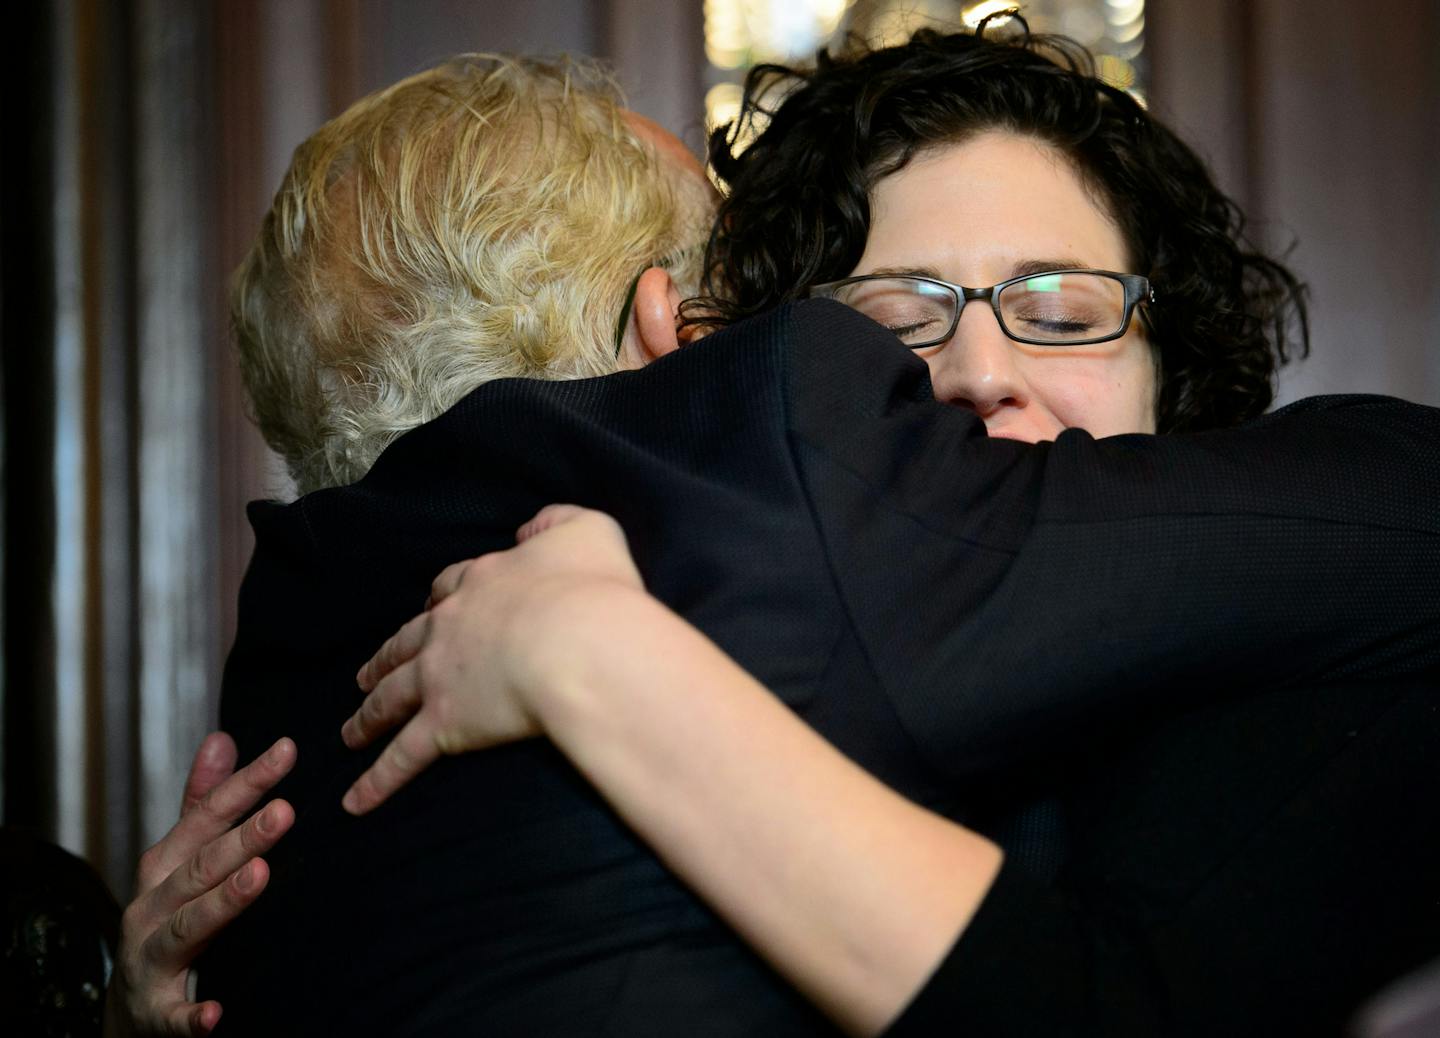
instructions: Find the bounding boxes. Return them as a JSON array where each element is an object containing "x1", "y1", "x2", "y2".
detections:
[
  {"x1": 345, "y1": 506, "x2": 1000, "y2": 1037},
  {"x1": 340, "y1": 504, "x2": 644, "y2": 815},
  {"x1": 105, "y1": 734, "x2": 295, "y2": 1037}
]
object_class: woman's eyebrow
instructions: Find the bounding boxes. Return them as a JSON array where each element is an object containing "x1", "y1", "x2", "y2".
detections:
[
  {"x1": 863, "y1": 264, "x2": 946, "y2": 279},
  {"x1": 860, "y1": 258, "x2": 1092, "y2": 283},
  {"x1": 1010, "y1": 257, "x2": 1088, "y2": 278}
]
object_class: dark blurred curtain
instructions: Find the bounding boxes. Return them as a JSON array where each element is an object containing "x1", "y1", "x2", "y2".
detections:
[
  {"x1": 1149, "y1": 0, "x2": 1440, "y2": 406},
  {"x1": 2, "y1": 0, "x2": 227, "y2": 898}
]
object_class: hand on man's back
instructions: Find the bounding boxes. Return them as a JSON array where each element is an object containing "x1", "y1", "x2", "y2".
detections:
[{"x1": 103, "y1": 733, "x2": 296, "y2": 1037}]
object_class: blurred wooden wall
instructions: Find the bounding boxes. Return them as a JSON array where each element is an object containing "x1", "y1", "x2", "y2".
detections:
[{"x1": 4, "y1": 0, "x2": 224, "y2": 899}]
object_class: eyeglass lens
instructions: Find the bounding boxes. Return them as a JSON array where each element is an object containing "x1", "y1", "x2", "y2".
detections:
[{"x1": 829, "y1": 273, "x2": 1129, "y2": 347}]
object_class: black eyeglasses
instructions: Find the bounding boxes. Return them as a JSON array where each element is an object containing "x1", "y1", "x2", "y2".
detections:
[
  {"x1": 807, "y1": 268, "x2": 1154, "y2": 348},
  {"x1": 613, "y1": 270, "x2": 645, "y2": 357}
]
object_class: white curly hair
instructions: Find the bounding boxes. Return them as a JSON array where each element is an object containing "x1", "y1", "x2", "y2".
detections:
[{"x1": 232, "y1": 54, "x2": 713, "y2": 494}]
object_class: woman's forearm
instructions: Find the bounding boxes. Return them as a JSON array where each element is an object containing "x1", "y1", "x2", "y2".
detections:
[
  {"x1": 524, "y1": 584, "x2": 1003, "y2": 1037},
  {"x1": 346, "y1": 510, "x2": 1005, "y2": 1033}
]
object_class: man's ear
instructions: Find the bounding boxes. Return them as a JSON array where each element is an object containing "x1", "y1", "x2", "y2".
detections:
[{"x1": 618, "y1": 266, "x2": 694, "y2": 369}]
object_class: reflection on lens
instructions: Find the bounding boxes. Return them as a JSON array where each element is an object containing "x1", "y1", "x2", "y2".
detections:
[{"x1": 1023, "y1": 273, "x2": 1064, "y2": 293}]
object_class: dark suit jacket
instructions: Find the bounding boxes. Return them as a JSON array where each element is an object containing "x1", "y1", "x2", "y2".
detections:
[{"x1": 204, "y1": 301, "x2": 1440, "y2": 1035}]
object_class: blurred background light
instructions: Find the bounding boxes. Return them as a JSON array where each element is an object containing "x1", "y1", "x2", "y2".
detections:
[
  {"x1": 961, "y1": 1, "x2": 1020, "y2": 29},
  {"x1": 706, "y1": 0, "x2": 1150, "y2": 154}
]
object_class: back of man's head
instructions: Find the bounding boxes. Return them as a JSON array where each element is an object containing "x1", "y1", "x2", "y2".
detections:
[{"x1": 234, "y1": 54, "x2": 712, "y2": 494}]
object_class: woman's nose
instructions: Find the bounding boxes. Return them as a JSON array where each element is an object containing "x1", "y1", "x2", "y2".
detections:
[{"x1": 922, "y1": 304, "x2": 1029, "y2": 417}]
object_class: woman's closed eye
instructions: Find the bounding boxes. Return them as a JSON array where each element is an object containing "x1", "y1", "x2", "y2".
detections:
[
  {"x1": 885, "y1": 317, "x2": 944, "y2": 339},
  {"x1": 1013, "y1": 313, "x2": 1098, "y2": 335},
  {"x1": 857, "y1": 301, "x2": 950, "y2": 342},
  {"x1": 1007, "y1": 299, "x2": 1109, "y2": 337}
]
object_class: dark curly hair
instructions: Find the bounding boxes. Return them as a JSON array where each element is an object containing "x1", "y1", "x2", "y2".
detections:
[{"x1": 693, "y1": 21, "x2": 1309, "y2": 432}]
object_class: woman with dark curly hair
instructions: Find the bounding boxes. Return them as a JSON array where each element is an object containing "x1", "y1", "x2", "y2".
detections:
[{"x1": 698, "y1": 22, "x2": 1308, "y2": 438}]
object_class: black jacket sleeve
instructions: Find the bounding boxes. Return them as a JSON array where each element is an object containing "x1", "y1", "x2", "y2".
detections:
[
  {"x1": 882, "y1": 680, "x2": 1440, "y2": 1037},
  {"x1": 782, "y1": 300, "x2": 1440, "y2": 778}
]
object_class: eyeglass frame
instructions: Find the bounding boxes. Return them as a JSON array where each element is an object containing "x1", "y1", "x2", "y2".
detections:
[
  {"x1": 806, "y1": 268, "x2": 1156, "y2": 349},
  {"x1": 613, "y1": 270, "x2": 645, "y2": 357}
]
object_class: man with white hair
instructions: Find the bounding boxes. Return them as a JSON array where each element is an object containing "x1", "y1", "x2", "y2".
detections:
[
  {"x1": 231, "y1": 54, "x2": 713, "y2": 495},
  {"x1": 107, "y1": 52, "x2": 730, "y2": 1036}
]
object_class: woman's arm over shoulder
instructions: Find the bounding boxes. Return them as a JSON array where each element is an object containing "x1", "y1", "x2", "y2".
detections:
[
  {"x1": 539, "y1": 579, "x2": 1003, "y2": 1036},
  {"x1": 341, "y1": 506, "x2": 1002, "y2": 1037}
]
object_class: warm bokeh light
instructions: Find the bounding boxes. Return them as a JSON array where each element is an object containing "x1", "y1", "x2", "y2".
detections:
[
  {"x1": 704, "y1": 0, "x2": 856, "y2": 69},
  {"x1": 961, "y1": 1, "x2": 1020, "y2": 29},
  {"x1": 1096, "y1": 53, "x2": 1136, "y2": 89},
  {"x1": 704, "y1": 1, "x2": 1149, "y2": 153},
  {"x1": 704, "y1": 82, "x2": 744, "y2": 133},
  {"x1": 1105, "y1": 0, "x2": 1145, "y2": 23}
]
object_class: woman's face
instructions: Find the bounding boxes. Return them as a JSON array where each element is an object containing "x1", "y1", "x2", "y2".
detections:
[{"x1": 852, "y1": 132, "x2": 1157, "y2": 441}]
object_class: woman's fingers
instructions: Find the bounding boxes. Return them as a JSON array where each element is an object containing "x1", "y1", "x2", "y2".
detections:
[
  {"x1": 142, "y1": 855, "x2": 274, "y2": 975},
  {"x1": 143, "y1": 798, "x2": 294, "y2": 927},
  {"x1": 180, "y1": 733, "x2": 238, "y2": 816},
  {"x1": 112, "y1": 741, "x2": 296, "y2": 1038},
  {"x1": 426, "y1": 558, "x2": 474, "y2": 610},
  {"x1": 179, "y1": 1000, "x2": 224, "y2": 1037},
  {"x1": 118, "y1": 993, "x2": 222, "y2": 1038},
  {"x1": 342, "y1": 506, "x2": 636, "y2": 817},
  {"x1": 341, "y1": 715, "x2": 440, "y2": 816},
  {"x1": 356, "y1": 611, "x2": 432, "y2": 692},
  {"x1": 139, "y1": 738, "x2": 296, "y2": 892},
  {"x1": 516, "y1": 503, "x2": 588, "y2": 542},
  {"x1": 342, "y1": 662, "x2": 424, "y2": 749}
]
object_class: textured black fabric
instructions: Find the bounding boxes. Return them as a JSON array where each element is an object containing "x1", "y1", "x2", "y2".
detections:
[
  {"x1": 205, "y1": 306, "x2": 854, "y2": 1037},
  {"x1": 204, "y1": 300, "x2": 1440, "y2": 1035},
  {"x1": 886, "y1": 681, "x2": 1440, "y2": 1038}
]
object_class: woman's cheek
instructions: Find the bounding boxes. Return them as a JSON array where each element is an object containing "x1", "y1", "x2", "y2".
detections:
[{"x1": 1034, "y1": 360, "x2": 1153, "y2": 438}]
